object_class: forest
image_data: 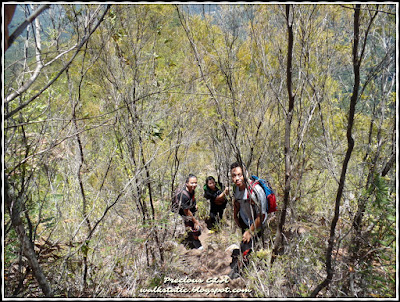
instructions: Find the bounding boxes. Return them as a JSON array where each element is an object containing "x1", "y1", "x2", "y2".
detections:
[{"x1": 2, "y1": 3, "x2": 398, "y2": 299}]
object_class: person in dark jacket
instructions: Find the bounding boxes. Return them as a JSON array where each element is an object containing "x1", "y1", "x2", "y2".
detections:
[
  {"x1": 178, "y1": 174, "x2": 203, "y2": 250},
  {"x1": 203, "y1": 176, "x2": 229, "y2": 230}
]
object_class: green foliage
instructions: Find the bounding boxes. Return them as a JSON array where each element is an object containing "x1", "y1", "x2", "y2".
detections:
[
  {"x1": 349, "y1": 173, "x2": 397, "y2": 297},
  {"x1": 367, "y1": 174, "x2": 396, "y2": 248},
  {"x1": 195, "y1": 199, "x2": 209, "y2": 220},
  {"x1": 3, "y1": 226, "x2": 19, "y2": 264},
  {"x1": 148, "y1": 274, "x2": 164, "y2": 288},
  {"x1": 3, "y1": 3, "x2": 396, "y2": 298}
]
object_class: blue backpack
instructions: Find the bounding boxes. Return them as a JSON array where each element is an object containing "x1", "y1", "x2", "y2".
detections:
[{"x1": 250, "y1": 175, "x2": 277, "y2": 213}]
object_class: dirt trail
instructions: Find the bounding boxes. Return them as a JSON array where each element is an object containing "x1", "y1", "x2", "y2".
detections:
[{"x1": 159, "y1": 221, "x2": 252, "y2": 298}]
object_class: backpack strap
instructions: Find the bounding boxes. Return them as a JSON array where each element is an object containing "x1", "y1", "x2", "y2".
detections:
[
  {"x1": 247, "y1": 179, "x2": 257, "y2": 202},
  {"x1": 248, "y1": 178, "x2": 266, "y2": 247},
  {"x1": 248, "y1": 178, "x2": 267, "y2": 217},
  {"x1": 181, "y1": 189, "x2": 195, "y2": 207},
  {"x1": 181, "y1": 189, "x2": 190, "y2": 199}
]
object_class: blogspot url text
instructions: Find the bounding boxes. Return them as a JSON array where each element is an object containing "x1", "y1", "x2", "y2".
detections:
[{"x1": 139, "y1": 286, "x2": 252, "y2": 295}]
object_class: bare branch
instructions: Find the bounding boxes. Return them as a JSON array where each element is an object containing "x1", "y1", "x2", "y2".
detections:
[
  {"x1": 5, "y1": 5, "x2": 111, "y2": 119},
  {"x1": 7, "y1": 4, "x2": 51, "y2": 50}
]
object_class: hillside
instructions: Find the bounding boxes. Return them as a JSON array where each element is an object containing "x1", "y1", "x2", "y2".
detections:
[{"x1": 3, "y1": 3, "x2": 397, "y2": 299}]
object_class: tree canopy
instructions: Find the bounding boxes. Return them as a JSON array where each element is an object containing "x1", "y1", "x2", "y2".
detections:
[{"x1": 2, "y1": 3, "x2": 397, "y2": 298}]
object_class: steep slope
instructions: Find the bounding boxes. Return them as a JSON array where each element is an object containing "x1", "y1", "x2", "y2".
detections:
[{"x1": 140, "y1": 220, "x2": 252, "y2": 298}]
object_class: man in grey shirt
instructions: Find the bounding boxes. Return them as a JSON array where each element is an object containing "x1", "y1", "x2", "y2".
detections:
[{"x1": 229, "y1": 162, "x2": 268, "y2": 279}]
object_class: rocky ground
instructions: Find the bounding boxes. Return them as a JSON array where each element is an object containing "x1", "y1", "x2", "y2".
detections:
[{"x1": 140, "y1": 220, "x2": 253, "y2": 298}]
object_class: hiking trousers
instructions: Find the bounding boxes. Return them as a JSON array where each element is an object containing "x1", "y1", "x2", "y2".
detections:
[
  {"x1": 232, "y1": 216, "x2": 264, "y2": 263},
  {"x1": 181, "y1": 215, "x2": 202, "y2": 249}
]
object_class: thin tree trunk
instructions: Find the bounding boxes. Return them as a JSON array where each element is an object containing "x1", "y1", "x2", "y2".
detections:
[
  {"x1": 310, "y1": 5, "x2": 361, "y2": 297},
  {"x1": 139, "y1": 135, "x2": 165, "y2": 263},
  {"x1": 4, "y1": 178, "x2": 53, "y2": 297},
  {"x1": 5, "y1": 5, "x2": 111, "y2": 117},
  {"x1": 176, "y1": 5, "x2": 241, "y2": 161},
  {"x1": 271, "y1": 4, "x2": 295, "y2": 264}
]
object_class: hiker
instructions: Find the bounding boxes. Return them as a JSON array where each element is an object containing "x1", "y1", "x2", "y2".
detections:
[
  {"x1": 229, "y1": 162, "x2": 268, "y2": 279},
  {"x1": 178, "y1": 174, "x2": 203, "y2": 250},
  {"x1": 203, "y1": 176, "x2": 229, "y2": 230}
]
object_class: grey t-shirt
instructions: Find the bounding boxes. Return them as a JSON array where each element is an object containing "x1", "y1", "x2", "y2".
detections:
[{"x1": 234, "y1": 184, "x2": 267, "y2": 227}]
